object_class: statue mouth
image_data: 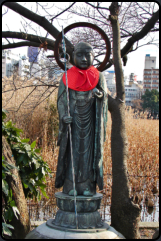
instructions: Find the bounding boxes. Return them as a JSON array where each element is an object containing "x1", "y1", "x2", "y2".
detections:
[{"x1": 80, "y1": 62, "x2": 87, "y2": 65}]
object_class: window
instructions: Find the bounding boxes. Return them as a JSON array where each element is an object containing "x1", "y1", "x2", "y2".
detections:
[
  {"x1": 153, "y1": 80, "x2": 159, "y2": 83},
  {"x1": 144, "y1": 84, "x2": 151, "y2": 88}
]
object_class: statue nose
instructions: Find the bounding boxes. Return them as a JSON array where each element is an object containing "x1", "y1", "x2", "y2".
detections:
[{"x1": 82, "y1": 55, "x2": 87, "y2": 61}]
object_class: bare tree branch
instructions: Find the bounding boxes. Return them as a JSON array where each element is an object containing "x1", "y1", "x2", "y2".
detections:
[
  {"x1": 25, "y1": 87, "x2": 58, "y2": 117},
  {"x1": 95, "y1": 2, "x2": 109, "y2": 20},
  {"x1": 2, "y1": 2, "x2": 159, "y2": 113},
  {"x1": 50, "y1": 2, "x2": 76, "y2": 21},
  {"x1": 3, "y1": 2, "x2": 60, "y2": 38},
  {"x1": 2, "y1": 41, "x2": 54, "y2": 51},
  {"x1": 16, "y1": 86, "x2": 37, "y2": 112},
  {"x1": 67, "y1": 7, "x2": 107, "y2": 25},
  {"x1": 102, "y1": 8, "x2": 159, "y2": 71},
  {"x1": 119, "y1": 2, "x2": 132, "y2": 27},
  {"x1": 2, "y1": 31, "x2": 55, "y2": 46},
  {"x1": 85, "y1": 2, "x2": 109, "y2": 11},
  {"x1": 3, "y1": 2, "x2": 74, "y2": 54},
  {"x1": 121, "y1": 9, "x2": 159, "y2": 59},
  {"x1": 2, "y1": 6, "x2": 8, "y2": 16}
]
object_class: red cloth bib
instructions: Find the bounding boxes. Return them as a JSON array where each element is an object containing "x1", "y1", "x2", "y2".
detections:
[{"x1": 62, "y1": 66, "x2": 99, "y2": 91}]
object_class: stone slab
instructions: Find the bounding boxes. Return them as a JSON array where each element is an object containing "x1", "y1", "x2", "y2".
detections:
[
  {"x1": 25, "y1": 222, "x2": 125, "y2": 239},
  {"x1": 139, "y1": 222, "x2": 159, "y2": 229},
  {"x1": 31, "y1": 221, "x2": 159, "y2": 229},
  {"x1": 46, "y1": 218, "x2": 109, "y2": 232}
]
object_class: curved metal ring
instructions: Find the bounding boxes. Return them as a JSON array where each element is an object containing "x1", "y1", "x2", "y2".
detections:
[
  {"x1": 54, "y1": 22, "x2": 111, "y2": 72},
  {"x1": 59, "y1": 52, "x2": 70, "y2": 63}
]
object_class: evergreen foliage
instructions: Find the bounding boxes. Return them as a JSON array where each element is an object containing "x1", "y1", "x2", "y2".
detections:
[
  {"x1": 2, "y1": 109, "x2": 51, "y2": 237},
  {"x1": 141, "y1": 89, "x2": 159, "y2": 114}
]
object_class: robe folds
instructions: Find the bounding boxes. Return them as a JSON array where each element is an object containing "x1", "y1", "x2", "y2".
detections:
[{"x1": 55, "y1": 70, "x2": 108, "y2": 191}]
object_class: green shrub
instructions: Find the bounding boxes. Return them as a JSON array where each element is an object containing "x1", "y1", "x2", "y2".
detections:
[
  {"x1": 2, "y1": 109, "x2": 51, "y2": 237},
  {"x1": 2, "y1": 154, "x2": 19, "y2": 237}
]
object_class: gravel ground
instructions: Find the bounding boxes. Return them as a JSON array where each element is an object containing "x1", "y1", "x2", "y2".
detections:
[{"x1": 140, "y1": 229, "x2": 158, "y2": 239}]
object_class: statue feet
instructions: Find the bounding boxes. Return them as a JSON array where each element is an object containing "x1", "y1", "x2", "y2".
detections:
[
  {"x1": 63, "y1": 178, "x2": 96, "y2": 196},
  {"x1": 83, "y1": 188, "x2": 94, "y2": 196},
  {"x1": 68, "y1": 189, "x2": 93, "y2": 196},
  {"x1": 68, "y1": 189, "x2": 77, "y2": 196}
]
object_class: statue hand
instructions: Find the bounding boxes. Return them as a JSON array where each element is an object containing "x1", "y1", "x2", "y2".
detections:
[
  {"x1": 92, "y1": 88, "x2": 103, "y2": 98},
  {"x1": 62, "y1": 115, "x2": 73, "y2": 124}
]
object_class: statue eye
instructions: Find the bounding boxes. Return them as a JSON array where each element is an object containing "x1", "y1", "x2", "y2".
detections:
[{"x1": 76, "y1": 53, "x2": 82, "y2": 57}]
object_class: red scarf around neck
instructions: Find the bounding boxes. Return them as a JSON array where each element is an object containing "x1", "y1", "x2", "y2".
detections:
[{"x1": 62, "y1": 66, "x2": 99, "y2": 91}]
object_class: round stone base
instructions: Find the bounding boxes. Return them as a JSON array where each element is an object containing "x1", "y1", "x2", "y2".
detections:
[
  {"x1": 55, "y1": 192, "x2": 103, "y2": 212},
  {"x1": 53, "y1": 210, "x2": 103, "y2": 229},
  {"x1": 25, "y1": 221, "x2": 125, "y2": 239},
  {"x1": 47, "y1": 218, "x2": 106, "y2": 231}
]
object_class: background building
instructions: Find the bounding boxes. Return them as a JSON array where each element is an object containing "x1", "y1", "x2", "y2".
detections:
[
  {"x1": 143, "y1": 54, "x2": 159, "y2": 93},
  {"x1": 2, "y1": 49, "x2": 19, "y2": 78},
  {"x1": 2, "y1": 49, "x2": 30, "y2": 79},
  {"x1": 2, "y1": 49, "x2": 6, "y2": 79},
  {"x1": 27, "y1": 46, "x2": 39, "y2": 63},
  {"x1": 103, "y1": 70, "x2": 143, "y2": 107},
  {"x1": 129, "y1": 73, "x2": 137, "y2": 85},
  {"x1": 19, "y1": 55, "x2": 30, "y2": 79},
  {"x1": 103, "y1": 70, "x2": 116, "y2": 96},
  {"x1": 125, "y1": 82, "x2": 143, "y2": 107}
]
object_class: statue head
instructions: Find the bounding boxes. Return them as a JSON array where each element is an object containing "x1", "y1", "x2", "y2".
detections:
[{"x1": 73, "y1": 42, "x2": 94, "y2": 69}]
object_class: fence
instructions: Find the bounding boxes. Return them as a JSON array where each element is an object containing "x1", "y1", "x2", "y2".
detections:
[{"x1": 27, "y1": 171, "x2": 159, "y2": 223}]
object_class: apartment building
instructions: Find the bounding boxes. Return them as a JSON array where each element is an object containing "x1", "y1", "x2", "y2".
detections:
[
  {"x1": 2, "y1": 49, "x2": 19, "y2": 78},
  {"x1": 143, "y1": 54, "x2": 159, "y2": 93},
  {"x1": 103, "y1": 70, "x2": 143, "y2": 106},
  {"x1": 2, "y1": 50, "x2": 6, "y2": 79},
  {"x1": 19, "y1": 56, "x2": 30, "y2": 79},
  {"x1": 2, "y1": 49, "x2": 30, "y2": 79},
  {"x1": 125, "y1": 82, "x2": 143, "y2": 106}
]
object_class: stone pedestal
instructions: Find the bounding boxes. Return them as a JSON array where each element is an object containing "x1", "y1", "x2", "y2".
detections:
[
  {"x1": 25, "y1": 192, "x2": 125, "y2": 239},
  {"x1": 53, "y1": 192, "x2": 103, "y2": 229}
]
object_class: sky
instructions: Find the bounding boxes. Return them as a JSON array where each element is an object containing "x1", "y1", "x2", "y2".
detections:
[{"x1": 2, "y1": 2, "x2": 159, "y2": 81}]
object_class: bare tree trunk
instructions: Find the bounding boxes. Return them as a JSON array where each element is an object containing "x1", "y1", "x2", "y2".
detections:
[
  {"x1": 109, "y1": 3, "x2": 141, "y2": 239},
  {"x1": 2, "y1": 136, "x2": 31, "y2": 239}
]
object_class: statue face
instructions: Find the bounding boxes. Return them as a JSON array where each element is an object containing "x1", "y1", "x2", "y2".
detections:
[{"x1": 73, "y1": 42, "x2": 94, "y2": 69}]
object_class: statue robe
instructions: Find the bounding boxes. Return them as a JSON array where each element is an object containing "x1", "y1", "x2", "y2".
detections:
[{"x1": 55, "y1": 71, "x2": 108, "y2": 191}]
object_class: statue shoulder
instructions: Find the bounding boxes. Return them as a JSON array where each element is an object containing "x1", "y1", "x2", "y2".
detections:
[
  {"x1": 58, "y1": 78, "x2": 66, "y2": 95},
  {"x1": 98, "y1": 71, "x2": 107, "y2": 89},
  {"x1": 57, "y1": 77, "x2": 67, "y2": 104},
  {"x1": 99, "y1": 71, "x2": 105, "y2": 81}
]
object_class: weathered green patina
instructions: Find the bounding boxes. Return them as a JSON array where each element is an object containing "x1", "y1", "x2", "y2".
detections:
[{"x1": 55, "y1": 42, "x2": 108, "y2": 196}]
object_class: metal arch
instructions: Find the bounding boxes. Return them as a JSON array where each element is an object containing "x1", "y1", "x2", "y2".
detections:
[{"x1": 54, "y1": 22, "x2": 111, "y2": 72}]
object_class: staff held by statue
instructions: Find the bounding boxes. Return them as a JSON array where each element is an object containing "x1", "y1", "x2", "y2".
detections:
[{"x1": 60, "y1": 26, "x2": 78, "y2": 229}]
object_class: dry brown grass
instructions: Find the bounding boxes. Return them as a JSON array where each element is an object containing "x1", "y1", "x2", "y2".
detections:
[
  {"x1": 2, "y1": 76, "x2": 59, "y2": 148},
  {"x1": 2, "y1": 79, "x2": 159, "y2": 221},
  {"x1": 100, "y1": 108, "x2": 159, "y2": 220}
]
